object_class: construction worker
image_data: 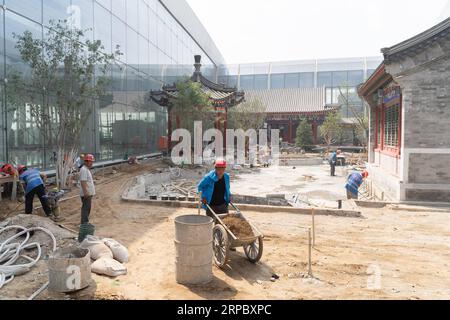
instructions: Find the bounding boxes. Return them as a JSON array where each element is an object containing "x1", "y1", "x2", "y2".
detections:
[
  {"x1": 0, "y1": 163, "x2": 18, "y2": 198},
  {"x1": 76, "y1": 154, "x2": 85, "y2": 170},
  {"x1": 345, "y1": 170, "x2": 369, "y2": 200},
  {"x1": 329, "y1": 150, "x2": 341, "y2": 176},
  {"x1": 198, "y1": 158, "x2": 231, "y2": 219},
  {"x1": 18, "y1": 165, "x2": 53, "y2": 218},
  {"x1": 79, "y1": 154, "x2": 96, "y2": 225},
  {"x1": 0, "y1": 163, "x2": 16, "y2": 177}
]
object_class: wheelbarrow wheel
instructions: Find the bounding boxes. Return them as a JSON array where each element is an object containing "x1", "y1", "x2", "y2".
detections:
[
  {"x1": 243, "y1": 237, "x2": 263, "y2": 263},
  {"x1": 213, "y1": 225, "x2": 229, "y2": 268}
]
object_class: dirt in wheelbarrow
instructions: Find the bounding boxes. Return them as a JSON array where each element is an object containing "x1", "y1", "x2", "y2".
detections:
[{"x1": 222, "y1": 216, "x2": 254, "y2": 239}]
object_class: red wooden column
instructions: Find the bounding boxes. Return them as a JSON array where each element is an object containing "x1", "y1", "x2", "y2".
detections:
[
  {"x1": 223, "y1": 108, "x2": 228, "y2": 152},
  {"x1": 397, "y1": 94, "x2": 403, "y2": 155},
  {"x1": 312, "y1": 121, "x2": 318, "y2": 144},
  {"x1": 167, "y1": 106, "x2": 173, "y2": 153},
  {"x1": 176, "y1": 114, "x2": 181, "y2": 129},
  {"x1": 288, "y1": 119, "x2": 293, "y2": 144}
]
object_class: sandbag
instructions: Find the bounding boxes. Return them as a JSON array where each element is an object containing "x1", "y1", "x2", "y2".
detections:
[
  {"x1": 102, "y1": 238, "x2": 129, "y2": 263},
  {"x1": 91, "y1": 257, "x2": 127, "y2": 277},
  {"x1": 79, "y1": 235, "x2": 113, "y2": 260}
]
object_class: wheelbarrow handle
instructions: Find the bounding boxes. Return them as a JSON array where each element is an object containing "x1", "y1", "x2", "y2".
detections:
[
  {"x1": 205, "y1": 203, "x2": 221, "y2": 221},
  {"x1": 206, "y1": 203, "x2": 238, "y2": 241},
  {"x1": 197, "y1": 191, "x2": 202, "y2": 215},
  {"x1": 229, "y1": 202, "x2": 241, "y2": 213}
]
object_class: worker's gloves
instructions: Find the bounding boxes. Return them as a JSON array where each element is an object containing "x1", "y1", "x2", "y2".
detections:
[{"x1": 202, "y1": 198, "x2": 208, "y2": 205}]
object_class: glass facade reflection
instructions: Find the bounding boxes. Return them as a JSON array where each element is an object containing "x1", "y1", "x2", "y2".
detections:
[
  {"x1": 220, "y1": 57, "x2": 383, "y2": 118},
  {"x1": 0, "y1": 0, "x2": 222, "y2": 169}
]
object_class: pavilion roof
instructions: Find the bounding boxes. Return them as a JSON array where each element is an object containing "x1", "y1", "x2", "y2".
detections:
[{"x1": 150, "y1": 55, "x2": 245, "y2": 108}]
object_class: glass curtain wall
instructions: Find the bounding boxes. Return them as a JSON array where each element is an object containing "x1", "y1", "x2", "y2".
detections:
[
  {"x1": 224, "y1": 57, "x2": 382, "y2": 118},
  {"x1": 0, "y1": 0, "x2": 218, "y2": 168}
]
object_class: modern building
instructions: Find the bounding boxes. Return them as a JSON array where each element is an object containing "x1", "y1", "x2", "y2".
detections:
[
  {"x1": 358, "y1": 18, "x2": 450, "y2": 202},
  {"x1": 219, "y1": 57, "x2": 383, "y2": 119},
  {"x1": 0, "y1": 0, "x2": 226, "y2": 169}
]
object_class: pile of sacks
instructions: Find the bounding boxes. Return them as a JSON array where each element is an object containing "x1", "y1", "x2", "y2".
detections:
[{"x1": 79, "y1": 236, "x2": 129, "y2": 277}]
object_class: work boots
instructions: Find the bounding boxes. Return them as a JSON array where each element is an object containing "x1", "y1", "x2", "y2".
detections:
[
  {"x1": 48, "y1": 207, "x2": 65, "y2": 222},
  {"x1": 48, "y1": 213, "x2": 65, "y2": 222}
]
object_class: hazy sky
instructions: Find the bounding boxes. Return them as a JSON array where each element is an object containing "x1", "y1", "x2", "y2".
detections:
[{"x1": 186, "y1": 0, "x2": 450, "y2": 64}]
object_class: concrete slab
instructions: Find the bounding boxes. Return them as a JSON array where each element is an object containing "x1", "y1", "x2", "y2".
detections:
[{"x1": 231, "y1": 165, "x2": 349, "y2": 208}]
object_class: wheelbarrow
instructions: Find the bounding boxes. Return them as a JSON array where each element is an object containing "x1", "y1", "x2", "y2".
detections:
[{"x1": 205, "y1": 203, "x2": 264, "y2": 268}]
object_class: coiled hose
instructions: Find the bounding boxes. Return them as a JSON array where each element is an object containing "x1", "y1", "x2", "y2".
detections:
[{"x1": 0, "y1": 224, "x2": 57, "y2": 289}]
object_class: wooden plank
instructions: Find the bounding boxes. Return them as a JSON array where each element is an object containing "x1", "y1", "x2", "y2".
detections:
[
  {"x1": 11, "y1": 175, "x2": 17, "y2": 201},
  {"x1": 1, "y1": 175, "x2": 16, "y2": 202}
]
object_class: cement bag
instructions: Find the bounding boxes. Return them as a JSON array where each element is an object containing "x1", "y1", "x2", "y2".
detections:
[
  {"x1": 91, "y1": 257, "x2": 127, "y2": 277},
  {"x1": 79, "y1": 235, "x2": 113, "y2": 260},
  {"x1": 102, "y1": 238, "x2": 129, "y2": 263}
]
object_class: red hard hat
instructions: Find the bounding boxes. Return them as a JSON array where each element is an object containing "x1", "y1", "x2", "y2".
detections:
[
  {"x1": 2, "y1": 164, "x2": 14, "y2": 175},
  {"x1": 0, "y1": 164, "x2": 7, "y2": 174},
  {"x1": 362, "y1": 170, "x2": 369, "y2": 178},
  {"x1": 84, "y1": 154, "x2": 95, "y2": 162},
  {"x1": 18, "y1": 165, "x2": 27, "y2": 175},
  {"x1": 215, "y1": 159, "x2": 227, "y2": 168}
]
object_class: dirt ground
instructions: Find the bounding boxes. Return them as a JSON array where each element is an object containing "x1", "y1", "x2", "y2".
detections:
[{"x1": 1, "y1": 159, "x2": 450, "y2": 300}]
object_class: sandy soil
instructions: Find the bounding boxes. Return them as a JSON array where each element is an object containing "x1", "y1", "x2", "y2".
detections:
[{"x1": 1, "y1": 159, "x2": 450, "y2": 300}]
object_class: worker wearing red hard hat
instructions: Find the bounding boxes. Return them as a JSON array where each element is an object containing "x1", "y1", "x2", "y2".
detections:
[
  {"x1": 79, "y1": 154, "x2": 96, "y2": 226},
  {"x1": 0, "y1": 163, "x2": 16, "y2": 176},
  {"x1": 345, "y1": 170, "x2": 369, "y2": 199},
  {"x1": 1, "y1": 163, "x2": 18, "y2": 198},
  {"x1": 197, "y1": 158, "x2": 231, "y2": 218}
]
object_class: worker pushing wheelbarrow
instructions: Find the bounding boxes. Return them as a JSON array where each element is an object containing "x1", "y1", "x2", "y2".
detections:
[{"x1": 197, "y1": 159, "x2": 264, "y2": 268}]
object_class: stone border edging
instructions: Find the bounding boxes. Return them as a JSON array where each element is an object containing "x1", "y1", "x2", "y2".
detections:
[{"x1": 121, "y1": 195, "x2": 362, "y2": 218}]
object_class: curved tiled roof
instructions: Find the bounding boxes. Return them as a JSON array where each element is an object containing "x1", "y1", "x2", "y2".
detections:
[
  {"x1": 242, "y1": 88, "x2": 340, "y2": 114},
  {"x1": 150, "y1": 56, "x2": 245, "y2": 108},
  {"x1": 382, "y1": 17, "x2": 450, "y2": 62}
]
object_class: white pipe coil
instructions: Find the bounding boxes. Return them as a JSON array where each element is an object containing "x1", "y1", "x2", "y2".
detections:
[{"x1": 0, "y1": 224, "x2": 57, "y2": 290}]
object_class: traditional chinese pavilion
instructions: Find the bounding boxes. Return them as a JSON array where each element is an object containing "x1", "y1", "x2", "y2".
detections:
[{"x1": 150, "y1": 55, "x2": 245, "y2": 151}]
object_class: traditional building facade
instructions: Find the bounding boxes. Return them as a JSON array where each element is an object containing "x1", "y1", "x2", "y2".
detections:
[
  {"x1": 244, "y1": 88, "x2": 340, "y2": 144},
  {"x1": 359, "y1": 18, "x2": 450, "y2": 202}
]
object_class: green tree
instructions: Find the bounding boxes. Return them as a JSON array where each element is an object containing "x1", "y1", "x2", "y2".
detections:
[
  {"x1": 9, "y1": 20, "x2": 120, "y2": 188},
  {"x1": 320, "y1": 111, "x2": 343, "y2": 148},
  {"x1": 337, "y1": 86, "x2": 369, "y2": 146},
  {"x1": 227, "y1": 98, "x2": 266, "y2": 161},
  {"x1": 170, "y1": 79, "x2": 214, "y2": 134},
  {"x1": 295, "y1": 119, "x2": 313, "y2": 149},
  {"x1": 228, "y1": 97, "x2": 266, "y2": 132}
]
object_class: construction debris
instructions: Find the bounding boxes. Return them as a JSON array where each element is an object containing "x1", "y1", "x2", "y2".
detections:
[{"x1": 146, "y1": 179, "x2": 198, "y2": 199}]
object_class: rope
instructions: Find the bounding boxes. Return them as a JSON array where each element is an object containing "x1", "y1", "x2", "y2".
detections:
[
  {"x1": 0, "y1": 224, "x2": 57, "y2": 289},
  {"x1": 28, "y1": 281, "x2": 49, "y2": 300}
]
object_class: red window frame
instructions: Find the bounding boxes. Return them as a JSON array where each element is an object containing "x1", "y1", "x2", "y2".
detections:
[{"x1": 374, "y1": 86, "x2": 402, "y2": 158}]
